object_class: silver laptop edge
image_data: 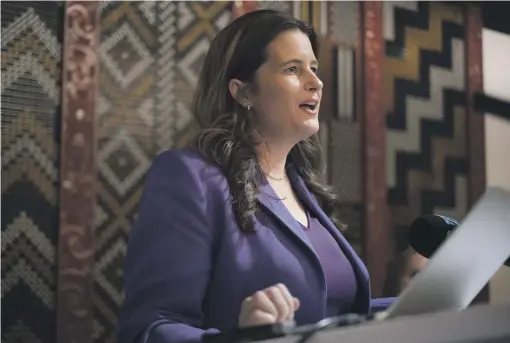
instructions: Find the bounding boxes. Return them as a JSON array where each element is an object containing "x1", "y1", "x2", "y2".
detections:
[{"x1": 384, "y1": 186, "x2": 510, "y2": 319}]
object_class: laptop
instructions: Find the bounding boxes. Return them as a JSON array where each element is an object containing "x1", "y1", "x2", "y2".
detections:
[{"x1": 382, "y1": 186, "x2": 510, "y2": 319}]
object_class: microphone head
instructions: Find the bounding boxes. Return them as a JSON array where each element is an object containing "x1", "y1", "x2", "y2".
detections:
[{"x1": 408, "y1": 214, "x2": 459, "y2": 259}]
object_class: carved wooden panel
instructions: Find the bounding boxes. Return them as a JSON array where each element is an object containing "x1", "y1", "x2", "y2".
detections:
[
  {"x1": 465, "y1": 3, "x2": 487, "y2": 303},
  {"x1": 359, "y1": 1, "x2": 389, "y2": 297},
  {"x1": 57, "y1": 2, "x2": 100, "y2": 343}
]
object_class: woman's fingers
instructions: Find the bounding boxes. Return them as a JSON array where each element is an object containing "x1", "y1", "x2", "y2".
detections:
[
  {"x1": 251, "y1": 290, "x2": 279, "y2": 318},
  {"x1": 265, "y1": 284, "x2": 291, "y2": 321},
  {"x1": 293, "y1": 296, "x2": 300, "y2": 311},
  {"x1": 239, "y1": 284, "x2": 300, "y2": 327}
]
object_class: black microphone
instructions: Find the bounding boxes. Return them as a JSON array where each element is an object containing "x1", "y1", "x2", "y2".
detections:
[{"x1": 408, "y1": 214, "x2": 510, "y2": 267}]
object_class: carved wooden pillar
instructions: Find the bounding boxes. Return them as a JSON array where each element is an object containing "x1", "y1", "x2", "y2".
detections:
[
  {"x1": 465, "y1": 3, "x2": 487, "y2": 303},
  {"x1": 358, "y1": 1, "x2": 388, "y2": 297},
  {"x1": 57, "y1": 2, "x2": 100, "y2": 343},
  {"x1": 465, "y1": 4, "x2": 485, "y2": 226}
]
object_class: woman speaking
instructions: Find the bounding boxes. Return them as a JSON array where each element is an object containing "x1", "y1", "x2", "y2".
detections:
[{"x1": 118, "y1": 9, "x2": 393, "y2": 343}]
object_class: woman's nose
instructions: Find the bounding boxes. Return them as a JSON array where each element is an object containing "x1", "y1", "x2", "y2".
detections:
[{"x1": 305, "y1": 72, "x2": 323, "y2": 92}]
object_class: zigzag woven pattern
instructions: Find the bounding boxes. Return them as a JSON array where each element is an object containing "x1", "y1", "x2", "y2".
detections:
[
  {"x1": 1, "y1": 2, "x2": 64, "y2": 343},
  {"x1": 383, "y1": 2, "x2": 469, "y2": 252}
]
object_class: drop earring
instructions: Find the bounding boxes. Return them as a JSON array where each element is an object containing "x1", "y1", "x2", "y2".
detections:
[{"x1": 247, "y1": 104, "x2": 251, "y2": 111}]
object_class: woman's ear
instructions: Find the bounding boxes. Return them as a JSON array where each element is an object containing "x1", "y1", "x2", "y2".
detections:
[{"x1": 228, "y1": 79, "x2": 251, "y2": 108}]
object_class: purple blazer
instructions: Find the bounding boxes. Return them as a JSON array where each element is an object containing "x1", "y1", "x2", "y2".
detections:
[{"x1": 118, "y1": 148, "x2": 394, "y2": 343}]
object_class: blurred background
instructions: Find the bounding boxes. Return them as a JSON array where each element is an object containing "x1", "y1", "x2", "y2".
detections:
[{"x1": 1, "y1": 1, "x2": 509, "y2": 343}]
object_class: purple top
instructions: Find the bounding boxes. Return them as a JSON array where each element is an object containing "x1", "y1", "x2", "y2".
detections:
[{"x1": 299, "y1": 212, "x2": 358, "y2": 317}]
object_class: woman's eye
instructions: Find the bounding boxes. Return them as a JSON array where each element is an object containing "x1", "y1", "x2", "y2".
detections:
[
  {"x1": 311, "y1": 67, "x2": 318, "y2": 74},
  {"x1": 287, "y1": 66, "x2": 298, "y2": 73}
]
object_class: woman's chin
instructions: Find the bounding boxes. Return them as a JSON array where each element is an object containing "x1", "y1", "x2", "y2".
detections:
[{"x1": 302, "y1": 119, "x2": 320, "y2": 136}]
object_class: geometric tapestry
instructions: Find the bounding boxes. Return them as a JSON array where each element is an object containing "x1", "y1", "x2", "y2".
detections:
[
  {"x1": 1, "y1": 2, "x2": 64, "y2": 343},
  {"x1": 383, "y1": 2, "x2": 469, "y2": 253},
  {"x1": 94, "y1": 2, "x2": 232, "y2": 342}
]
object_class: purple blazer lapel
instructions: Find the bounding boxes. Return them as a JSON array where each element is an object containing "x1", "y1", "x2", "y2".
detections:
[
  {"x1": 286, "y1": 167, "x2": 371, "y2": 293},
  {"x1": 257, "y1": 178, "x2": 316, "y2": 255}
]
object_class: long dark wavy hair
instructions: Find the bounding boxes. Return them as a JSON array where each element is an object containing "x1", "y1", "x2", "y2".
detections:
[{"x1": 190, "y1": 9, "x2": 342, "y2": 233}]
